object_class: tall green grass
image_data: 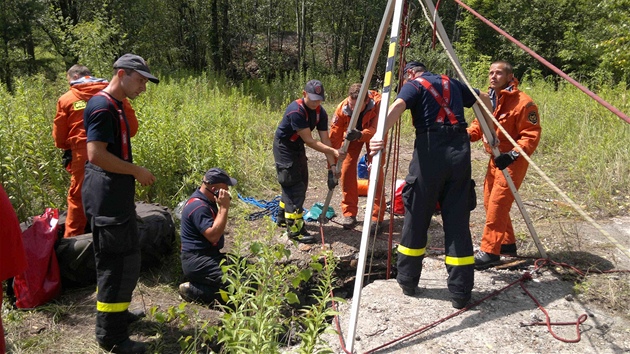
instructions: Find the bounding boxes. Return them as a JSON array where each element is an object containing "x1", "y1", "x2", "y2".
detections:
[
  {"x1": 521, "y1": 79, "x2": 630, "y2": 216},
  {"x1": 1, "y1": 72, "x2": 628, "y2": 220}
]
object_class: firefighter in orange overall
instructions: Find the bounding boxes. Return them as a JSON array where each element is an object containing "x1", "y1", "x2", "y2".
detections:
[
  {"x1": 467, "y1": 60, "x2": 542, "y2": 269},
  {"x1": 329, "y1": 83, "x2": 385, "y2": 233},
  {"x1": 52, "y1": 65, "x2": 138, "y2": 237}
]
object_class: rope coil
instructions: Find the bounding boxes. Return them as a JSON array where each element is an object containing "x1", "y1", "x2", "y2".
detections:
[{"x1": 238, "y1": 194, "x2": 281, "y2": 222}]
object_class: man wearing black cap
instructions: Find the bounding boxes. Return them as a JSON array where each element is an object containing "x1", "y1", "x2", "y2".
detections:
[
  {"x1": 82, "y1": 53, "x2": 158, "y2": 353},
  {"x1": 273, "y1": 79, "x2": 344, "y2": 243},
  {"x1": 370, "y1": 60, "x2": 492, "y2": 309},
  {"x1": 178, "y1": 168, "x2": 236, "y2": 305}
]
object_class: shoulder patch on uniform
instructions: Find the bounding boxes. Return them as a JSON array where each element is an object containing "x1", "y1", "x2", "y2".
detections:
[
  {"x1": 527, "y1": 110, "x2": 539, "y2": 125},
  {"x1": 332, "y1": 114, "x2": 339, "y2": 125},
  {"x1": 73, "y1": 100, "x2": 87, "y2": 111}
]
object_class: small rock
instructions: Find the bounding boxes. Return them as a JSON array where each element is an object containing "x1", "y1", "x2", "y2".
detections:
[
  {"x1": 297, "y1": 243, "x2": 312, "y2": 252},
  {"x1": 564, "y1": 294, "x2": 574, "y2": 301},
  {"x1": 530, "y1": 313, "x2": 542, "y2": 322}
]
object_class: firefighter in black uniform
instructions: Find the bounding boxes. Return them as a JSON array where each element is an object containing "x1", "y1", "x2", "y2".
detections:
[
  {"x1": 83, "y1": 54, "x2": 158, "y2": 354},
  {"x1": 273, "y1": 80, "x2": 344, "y2": 244},
  {"x1": 178, "y1": 168, "x2": 236, "y2": 305},
  {"x1": 370, "y1": 61, "x2": 492, "y2": 309}
]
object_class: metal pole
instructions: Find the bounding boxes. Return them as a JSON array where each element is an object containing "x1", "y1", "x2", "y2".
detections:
[
  {"x1": 418, "y1": 0, "x2": 547, "y2": 258},
  {"x1": 346, "y1": 0, "x2": 405, "y2": 351}
]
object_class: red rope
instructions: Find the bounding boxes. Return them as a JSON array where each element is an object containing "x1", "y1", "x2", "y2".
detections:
[
  {"x1": 360, "y1": 256, "x2": 628, "y2": 352},
  {"x1": 518, "y1": 281, "x2": 588, "y2": 343},
  {"x1": 454, "y1": 0, "x2": 630, "y2": 124}
]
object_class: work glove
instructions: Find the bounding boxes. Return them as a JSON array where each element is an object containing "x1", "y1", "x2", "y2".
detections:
[
  {"x1": 62, "y1": 149, "x2": 72, "y2": 168},
  {"x1": 345, "y1": 129, "x2": 362, "y2": 142},
  {"x1": 494, "y1": 150, "x2": 519, "y2": 170},
  {"x1": 327, "y1": 169, "x2": 338, "y2": 190}
]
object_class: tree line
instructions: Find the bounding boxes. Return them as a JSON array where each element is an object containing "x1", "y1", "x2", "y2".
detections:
[{"x1": 1, "y1": 0, "x2": 628, "y2": 93}]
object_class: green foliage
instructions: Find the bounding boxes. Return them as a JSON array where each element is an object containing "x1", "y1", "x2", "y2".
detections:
[
  {"x1": 214, "y1": 219, "x2": 340, "y2": 352},
  {"x1": 0, "y1": 75, "x2": 67, "y2": 220},
  {"x1": 69, "y1": 5, "x2": 125, "y2": 78},
  {"x1": 505, "y1": 78, "x2": 630, "y2": 216},
  {"x1": 593, "y1": 0, "x2": 630, "y2": 83},
  {"x1": 455, "y1": 0, "x2": 630, "y2": 86}
]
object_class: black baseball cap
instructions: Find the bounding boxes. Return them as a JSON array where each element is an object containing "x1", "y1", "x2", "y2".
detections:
[
  {"x1": 403, "y1": 61, "x2": 426, "y2": 72},
  {"x1": 304, "y1": 79, "x2": 326, "y2": 101},
  {"x1": 113, "y1": 54, "x2": 159, "y2": 84},
  {"x1": 203, "y1": 168, "x2": 237, "y2": 186}
]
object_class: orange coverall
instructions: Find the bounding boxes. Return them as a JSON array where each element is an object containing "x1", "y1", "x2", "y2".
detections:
[
  {"x1": 52, "y1": 77, "x2": 138, "y2": 237},
  {"x1": 329, "y1": 90, "x2": 385, "y2": 222},
  {"x1": 467, "y1": 78, "x2": 541, "y2": 255}
]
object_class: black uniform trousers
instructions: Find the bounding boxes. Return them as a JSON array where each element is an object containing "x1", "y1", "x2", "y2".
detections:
[
  {"x1": 273, "y1": 137, "x2": 309, "y2": 233},
  {"x1": 181, "y1": 250, "x2": 227, "y2": 304},
  {"x1": 83, "y1": 163, "x2": 140, "y2": 346},
  {"x1": 397, "y1": 126, "x2": 474, "y2": 299}
]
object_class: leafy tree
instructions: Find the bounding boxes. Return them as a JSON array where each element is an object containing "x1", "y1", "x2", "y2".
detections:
[
  {"x1": 592, "y1": 0, "x2": 630, "y2": 83},
  {"x1": 455, "y1": 0, "x2": 604, "y2": 83}
]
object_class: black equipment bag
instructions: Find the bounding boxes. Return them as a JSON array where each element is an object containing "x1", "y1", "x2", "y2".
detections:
[{"x1": 55, "y1": 202, "x2": 176, "y2": 287}]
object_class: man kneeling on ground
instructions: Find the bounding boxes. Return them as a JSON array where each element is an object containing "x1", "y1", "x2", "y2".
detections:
[{"x1": 179, "y1": 168, "x2": 236, "y2": 305}]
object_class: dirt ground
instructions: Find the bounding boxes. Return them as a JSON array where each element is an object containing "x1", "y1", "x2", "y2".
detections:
[{"x1": 4, "y1": 142, "x2": 630, "y2": 353}]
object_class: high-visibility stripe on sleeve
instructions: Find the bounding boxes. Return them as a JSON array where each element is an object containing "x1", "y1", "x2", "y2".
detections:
[
  {"x1": 445, "y1": 255, "x2": 475, "y2": 266},
  {"x1": 279, "y1": 201, "x2": 285, "y2": 208},
  {"x1": 397, "y1": 245, "x2": 425, "y2": 257},
  {"x1": 97, "y1": 301, "x2": 130, "y2": 313}
]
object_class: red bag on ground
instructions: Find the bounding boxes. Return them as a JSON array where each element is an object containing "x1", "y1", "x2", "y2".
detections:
[
  {"x1": 392, "y1": 180, "x2": 442, "y2": 215},
  {"x1": 13, "y1": 208, "x2": 62, "y2": 309}
]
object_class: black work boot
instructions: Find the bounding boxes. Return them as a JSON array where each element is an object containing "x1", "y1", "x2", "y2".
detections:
[
  {"x1": 451, "y1": 294, "x2": 471, "y2": 309},
  {"x1": 125, "y1": 309, "x2": 145, "y2": 324},
  {"x1": 276, "y1": 208, "x2": 286, "y2": 227},
  {"x1": 287, "y1": 218, "x2": 316, "y2": 244},
  {"x1": 397, "y1": 276, "x2": 419, "y2": 296},
  {"x1": 99, "y1": 338, "x2": 147, "y2": 354},
  {"x1": 399, "y1": 283, "x2": 416, "y2": 296},
  {"x1": 340, "y1": 216, "x2": 357, "y2": 230},
  {"x1": 474, "y1": 251, "x2": 501, "y2": 270},
  {"x1": 500, "y1": 243, "x2": 518, "y2": 256},
  {"x1": 369, "y1": 221, "x2": 383, "y2": 235}
]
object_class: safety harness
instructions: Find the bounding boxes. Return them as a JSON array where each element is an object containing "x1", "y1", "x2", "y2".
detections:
[
  {"x1": 95, "y1": 91, "x2": 130, "y2": 161},
  {"x1": 415, "y1": 75, "x2": 459, "y2": 125},
  {"x1": 289, "y1": 99, "x2": 321, "y2": 142}
]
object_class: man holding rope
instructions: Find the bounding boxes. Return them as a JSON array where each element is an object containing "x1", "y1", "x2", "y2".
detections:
[
  {"x1": 467, "y1": 60, "x2": 542, "y2": 269},
  {"x1": 370, "y1": 61, "x2": 492, "y2": 309}
]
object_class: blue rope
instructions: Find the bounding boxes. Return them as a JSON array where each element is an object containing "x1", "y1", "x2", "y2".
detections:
[{"x1": 238, "y1": 194, "x2": 281, "y2": 222}]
